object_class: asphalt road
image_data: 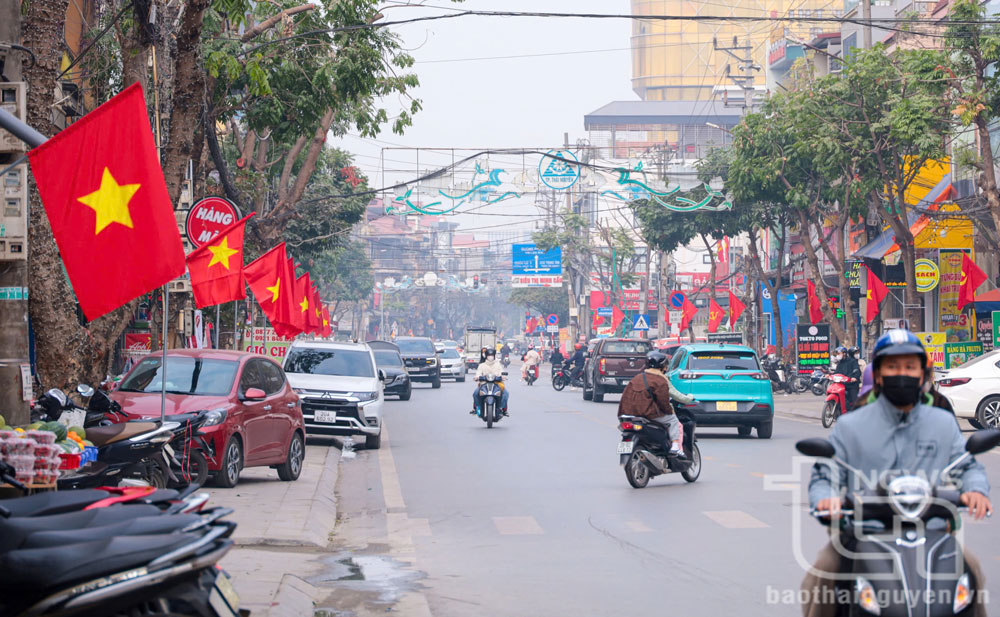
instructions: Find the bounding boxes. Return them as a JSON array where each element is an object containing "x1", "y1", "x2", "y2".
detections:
[{"x1": 318, "y1": 365, "x2": 1000, "y2": 617}]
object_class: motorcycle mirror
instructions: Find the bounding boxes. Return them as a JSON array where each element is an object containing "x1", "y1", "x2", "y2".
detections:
[
  {"x1": 502, "y1": 371, "x2": 508, "y2": 376},
  {"x1": 76, "y1": 383, "x2": 95, "y2": 398},
  {"x1": 965, "y1": 429, "x2": 1000, "y2": 455},
  {"x1": 796, "y1": 438, "x2": 835, "y2": 458}
]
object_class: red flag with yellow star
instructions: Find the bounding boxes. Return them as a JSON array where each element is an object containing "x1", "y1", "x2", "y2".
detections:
[
  {"x1": 308, "y1": 286, "x2": 323, "y2": 334},
  {"x1": 27, "y1": 83, "x2": 185, "y2": 320},
  {"x1": 244, "y1": 243, "x2": 298, "y2": 335},
  {"x1": 321, "y1": 307, "x2": 332, "y2": 338},
  {"x1": 295, "y1": 272, "x2": 317, "y2": 334},
  {"x1": 186, "y1": 213, "x2": 254, "y2": 308}
]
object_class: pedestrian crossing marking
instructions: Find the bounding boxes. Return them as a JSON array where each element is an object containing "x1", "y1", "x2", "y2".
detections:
[
  {"x1": 493, "y1": 516, "x2": 544, "y2": 535},
  {"x1": 703, "y1": 510, "x2": 769, "y2": 529},
  {"x1": 625, "y1": 520, "x2": 653, "y2": 532}
]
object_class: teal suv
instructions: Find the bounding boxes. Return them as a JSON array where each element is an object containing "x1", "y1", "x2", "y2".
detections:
[{"x1": 666, "y1": 344, "x2": 774, "y2": 439}]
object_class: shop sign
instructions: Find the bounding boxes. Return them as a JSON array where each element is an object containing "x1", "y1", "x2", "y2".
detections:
[
  {"x1": 185, "y1": 197, "x2": 241, "y2": 248},
  {"x1": 944, "y1": 341, "x2": 984, "y2": 369},
  {"x1": 796, "y1": 324, "x2": 831, "y2": 373},
  {"x1": 242, "y1": 327, "x2": 292, "y2": 359},
  {"x1": 914, "y1": 258, "x2": 940, "y2": 293},
  {"x1": 916, "y1": 332, "x2": 946, "y2": 369}
]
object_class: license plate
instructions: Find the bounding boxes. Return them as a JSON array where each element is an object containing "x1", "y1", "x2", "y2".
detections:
[
  {"x1": 208, "y1": 571, "x2": 240, "y2": 616},
  {"x1": 314, "y1": 409, "x2": 337, "y2": 423},
  {"x1": 617, "y1": 441, "x2": 634, "y2": 454},
  {"x1": 716, "y1": 401, "x2": 738, "y2": 411}
]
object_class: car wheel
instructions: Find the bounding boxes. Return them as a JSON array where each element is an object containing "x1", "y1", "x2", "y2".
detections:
[
  {"x1": 399, "y1": 387, "x2": 411, "y2": 401},
  {"x1": 737, "y1": 425, "x2": 752, "y2": 437},
  {"x1": 432, "y1": 376, "x2": 441, "y2": 389},
  {"x1": 583, "y1": 379, "x2": 593, "y2": 401},
  {"x1": 365, "y1": 430, "x2": 382, "y2": 450},
  {"x1": 277, "y1": 432, "x2": 305, "y2": 481},
  {"x1": 213, "y1": 437, "x2": 243, "y2": 488},
  {"x1": 757, "y1": 421, "x2": 773, "y2": 439},
  {"x1": 976, "y1": 396, "x2": 1000, "y2": 429},
  {"x1": 593, "y1": 384, "x2": 605, "y2": 403}
]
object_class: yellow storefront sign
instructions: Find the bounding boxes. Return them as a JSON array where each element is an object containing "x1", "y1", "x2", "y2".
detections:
[
  {"x1": 917, "y1": 332, "x2": 946, "y2": 369},
  {"x1": 914, "y1": 259, "x2": 940, "y2": 293}
]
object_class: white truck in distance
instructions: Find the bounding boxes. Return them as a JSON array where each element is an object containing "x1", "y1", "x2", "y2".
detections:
[{"x1": 464, "y1": 326, "x2": 497, "y2": 372}]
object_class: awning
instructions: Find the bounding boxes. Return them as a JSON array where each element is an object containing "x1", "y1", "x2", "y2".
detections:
[{"x1": 973, "y1": 289, "x2": 1000, "y2": 316}]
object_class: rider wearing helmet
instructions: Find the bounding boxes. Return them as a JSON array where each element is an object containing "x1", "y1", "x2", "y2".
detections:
[
  {"x1": 521, "y1": 344, "x2": 541, "y2": 381},
  {"x1": 567, "y1": 342, "x2": 587, "y2": 384},
  {"x1": 471, "y1": 347, "x2": 508, "y2": 416},
  {"x1": 832, "y1": 345, "x2": 861, "y2": 407},
  {"x1": 617, "y1": 351, "x2": 696, "y2": 455},
  {"x1": 803, "y1": 330, "x2": 991, "y2": 617}
]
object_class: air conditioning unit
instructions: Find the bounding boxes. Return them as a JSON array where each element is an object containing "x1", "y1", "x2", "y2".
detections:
[
  {"x1": 0, "y1": 164, "x2": 27, "y2": 261},
  {"x1": 0, "y1": 82, "x2": 27, "y2": 152}
]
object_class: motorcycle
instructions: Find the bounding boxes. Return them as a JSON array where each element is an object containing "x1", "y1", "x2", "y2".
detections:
[
  {"x1": 821, "y1": 373, "x2": 856, "y2": 428},
  {"x1": 551, "y1": 364, "x2": 584, "y2": 391},
  {"x1": 475, "y1": 374, "x2": 506, "y2": 429},
  {"x1": 0, "y1": 464, "x2": 241, "y2": 616},
  {"x1": 762, "y1": 357, "x2": 805, "y2": 394},
  {"x1": 523, "y1": 364, "x2": 539, "y2": 386},
  {"x1": 618, "y1": 409, "x2": 701, "y2": 488},
  {"x1": 809, "y1": 367, "x2": 831, "y2": 396},
  {"x1": 795, "y1": 429, "x2": 1000, "y2": 617},
  {"x1": 501, "y1": 354, "x2": 511, "y2": 369}
]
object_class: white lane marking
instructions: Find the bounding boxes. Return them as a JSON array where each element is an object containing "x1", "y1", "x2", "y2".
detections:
[
  {"x1": 493, "y1": 516, "x2": 544, "y2": 535},
  {"x1": 378, "y1": 423, "x2": 406, "y2": 511},
  {"x1": 703, "y1": 510, "x2": 770, "y2": 529},
  {"x1": 626, "y1": 520, "x2": 653, "y2": 533}
]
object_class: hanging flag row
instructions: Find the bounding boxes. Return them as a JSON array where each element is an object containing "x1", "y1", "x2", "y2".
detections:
[{"x1": 27, "y1": 82, "x2": 331, "y2": 338}]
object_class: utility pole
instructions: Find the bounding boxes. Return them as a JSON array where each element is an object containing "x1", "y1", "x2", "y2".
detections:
[
  {"x1": 563, "y1": 132, "x2": 580, "y2": 346},
  {"x1": 713, "y1": 36, "x2": 760, "y2": 113},
  {"x1": 0, "y1": 10, "x2": 32, "y2": 425},
  {"x1": 861, "y1": 0, "x2": 872, "y2": 49}
]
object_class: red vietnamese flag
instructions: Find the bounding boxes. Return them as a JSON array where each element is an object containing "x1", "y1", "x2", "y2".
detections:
[
  {"x1": 186, "y1": 213, "x2": 254, "y2": 308},
  {"x1": 865, "y1": 266, "x2": 889, "y2": 324},
  {"x1": 307, "y1": 284, "x2": 323, "y2": 334},
  {"x1": 284, "y1": 259, "x2": 306, "y2": 335},
  {"x1": 321, "y1": 308, "x2": 332, "y2": 337},
  {"x1": 244, "y1": 243, "x2": 296, "y2": 335},
  {"x1": 680, "y1": 297, "x2": 698, "y2": 333},
  {"x1": 27, "y1": 82, "x2": 185, "y2": 320},
  {"x1": 295, "y1": 272, "x2": 318, "y2": 334},
  {"x1": 958, "y1": 253, "x2": 988, "y2": 311},
  {"x1": 708, "y1": 298, "x2": 724, "y2": 333},
  {"x1": 728, "y1": 290, "x2": 746, "y2": 325},
  {"x1": 610, "y1": 304, "x2": 626, "y2": 332},
  {"x1": 807, "y1": 280, "x2": 824, "y2": 324}
]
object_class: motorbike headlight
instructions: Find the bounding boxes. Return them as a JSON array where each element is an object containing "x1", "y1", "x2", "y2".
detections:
[
  {"x1": 953, "y1": 573, "x2": 972, "y2": 614},
  {"x1": 886, "y1": 475, "x2": 931, "y2": 521},
  {"x1": 855, "y1": 577, "x2": 881, "y2": 615},
  {"x1": 200, "y1": 408, "x2": 228, "y2": 427}
]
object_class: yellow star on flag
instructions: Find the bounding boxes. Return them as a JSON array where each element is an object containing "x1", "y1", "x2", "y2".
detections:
[
  {"x1": 300, "y1": 297, "x2": 309, "y2": 313},
  {"x1": 77, "y1": 167, "x2": 140, "y2": 234},
  {"x1": 266, "y1": 277, "x2": 280, "y2": 303},
  {"x1": 207, "y1": 236, "x2": 239, "y2": 270}
]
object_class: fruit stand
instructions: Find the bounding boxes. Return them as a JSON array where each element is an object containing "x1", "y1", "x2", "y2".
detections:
[{"x1": 0, "y1": 418, "x2": 97, "y2": 493}]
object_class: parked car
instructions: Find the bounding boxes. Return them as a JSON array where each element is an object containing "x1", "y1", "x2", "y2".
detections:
[
  {"x1": 439, "y1": 348, "x2": 466, "y2": 382},
  {"x1": 369, "y1": 340, "x2": 412, "y2": 401},
  {"x1": 113, "y1": 349, "x2": 306, "y2": 488},
  {"x1": 583, "y1": 338, "x2": 654, "y2": 402},
  {"x1": 283, "y1": 341, "x2": 385, "y2": 449},
  {"x1": 396, "y1": 336, "x2": 441, "y2": 388},
  {"x1": 935, "y1": 350, "x2": 1000, "y2": 428},
  {"x1": 666, "y1": 344, "x2": 774, "y2": 439}
]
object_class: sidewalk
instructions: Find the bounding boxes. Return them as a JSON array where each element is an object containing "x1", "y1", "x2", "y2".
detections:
[{"x1": 205, "y1": 439, "x2": 342, "y2": 616}]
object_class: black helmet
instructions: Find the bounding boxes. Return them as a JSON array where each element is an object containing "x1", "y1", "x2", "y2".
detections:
[
  {"x1": 646, "y1": 351, "x2": 669, "y2": 370},
  {"x1": 871, "y1": 329, "x2": 927, "y2": 370},
  {"x1": 485, "y1": 348, "x2": 496, "y2": 358}
]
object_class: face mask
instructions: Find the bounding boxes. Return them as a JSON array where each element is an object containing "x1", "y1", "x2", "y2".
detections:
[{"x1": 880, "y1": 375, "x2": 922, "y2": 408}]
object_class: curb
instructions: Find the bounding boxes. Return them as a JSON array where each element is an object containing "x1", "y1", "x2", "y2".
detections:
[
  {"x1": 266, "y1": 574, "x2": 319, "y2": 617},
  {"x1": 234, "y1": 444, "x2": 340, "y2": 549}
]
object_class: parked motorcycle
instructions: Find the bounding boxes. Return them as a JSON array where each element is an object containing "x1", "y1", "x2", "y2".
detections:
[
  {"x1": 820, "y1": 373, "x2": 856, "y2": 428},
  {"x1": 795, "y1": 430, "x2": 1000, "y2": 617},
  {"x1": 0, "y1": 464, "x2": 241, "y2": 616},
  {"x1": 809, "y1": 367, "x2": 831, "y2": 396},
  {"x1": 762, "y1": 356, "x2": 806, "y2": 394},
  {"x1": 618, "y1": 410, "x2": 701, "y2": 488},
  {"x1": 475, "y1": 374, "x2": 506, "y2": 429},
  {"x1": 551, "y1": 364, "x2": 584, "y2": 391}
]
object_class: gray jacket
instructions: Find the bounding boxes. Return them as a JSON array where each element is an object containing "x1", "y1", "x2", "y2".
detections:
[{"x1": 808, "y1": 395, "x2": 989, "y2": 509}]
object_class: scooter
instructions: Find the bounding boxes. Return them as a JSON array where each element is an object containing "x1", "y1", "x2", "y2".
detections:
[
  {"x1": 474, "y1": 374, "x2": 506, "y2": 429},
  {"x1": 821, "y1": 373, "x2": 855, "y2": 428},
  {"x1": 762, "y1": 356, "x2": 802, "y2": 394},
  {"x1": 796, "y1": 430, "x2": 1000, "y2": 617},
  {"x1": 551, "y1": 363, "x2": 584, "y2": 391},
  {"x1": 523, "y1": 364, "x2": 539, "y2": 386},
  {"x1": 501, "y1": 354, "x2": 511, "y2": 369},
  {"x1": 618, "y1": 410, "x2": 701, "y2": 488},
  {"x1": 809, "y1": 367, "x2": 831, "y2": 396}
]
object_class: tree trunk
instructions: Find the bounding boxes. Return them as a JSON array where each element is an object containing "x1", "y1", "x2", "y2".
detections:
[
  {"x1": 798, "y1": 210, "x2": 850, "y2": 343},
  {"x1": 974, "y1": 115, "x2": 1000, "y2": 252},
  {"x1": 880, "y1": 198, "x2": 921, "y2": 330}
]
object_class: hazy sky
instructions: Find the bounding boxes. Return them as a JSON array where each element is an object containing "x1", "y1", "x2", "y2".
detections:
[{"x1": 331, "y1": 1, "x2": 638, "y2": 234}]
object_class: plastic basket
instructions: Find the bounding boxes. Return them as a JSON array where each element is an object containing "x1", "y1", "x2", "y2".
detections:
[{"x1": 58, "y1": 452, "x2": 82, "y2": 470}]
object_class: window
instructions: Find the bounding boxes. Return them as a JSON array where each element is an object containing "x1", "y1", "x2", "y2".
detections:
[
  {"x1": 602, "y1": 341, "x2": 653, "y2": 354},
  {"x1": 119, "y1": 356, "x2": 239, "y2": 396},
  {"x1": 238, "y1": 361, "x2": 264, "y2": 397},
  {"x1": 669, "y1": 351, "x2": 685, "y2": 371},
  {"x1": 441, "y1": 349, "x2": 461, "y2": 359},
  {"x1": 373, "y1": 350, "x2": 404, "y2": 367},
  {"x1": 686, "y1": 351, "x2": 759, "y2": 371},
  {"x1": 284, "y1": 348, "x2": 375, "y2": 378},
  {"x1": 257, "y1": 360, "x2": 286, "y2": 395},
  {"x1": 5, "y1": 199, "x2": 20, "y2": 217},
  {"x1": 396, "y1": 338, "x2": 436, "y2": 354}
]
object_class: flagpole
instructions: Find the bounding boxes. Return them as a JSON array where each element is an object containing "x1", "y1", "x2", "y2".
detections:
[
  {"x1": 233, "y1": 300, "x2": 239, "y2": 350},
  {"x1": 160, "y1": 285, "x2": 168, "y2": 425},
  {"x1": 215, "y1": 304, "x2": 220, "y2": 348}
]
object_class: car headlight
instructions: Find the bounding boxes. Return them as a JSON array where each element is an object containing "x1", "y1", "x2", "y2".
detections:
[
  {"x1": 953, "y1": 573, "x2": 972, "y2": 613},
  {"x1": 427, "y1": 358, "x2": 437, "y2": 366},
  {"x1": 293, "y1": 387, "x2": 308, "y2": 395},
  {"x1": 357, "y1": 391, "x2": 378, "y2": 402},
  {"x1": 200, "y1": 408, "x2": 228, "y2": 427},
  {"x1": 856, "y1": 577, "x2": 880, "y2": 615}
]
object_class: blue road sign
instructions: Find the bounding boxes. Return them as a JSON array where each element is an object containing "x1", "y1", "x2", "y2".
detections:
[
  {"x1": 596, "y1": 307, "x2": 613, "y2": 317},
  {"x1": 668, "y1": 291, "x2": 687, "y2": 309},
  {"x1": 632, "y1": 314, "x2": 651, "y2": 331},
  {"x1": 512, "y1": 244, "x2": 562, "y2": 276},
  {"x1": 546, "y1": 314, "x2": 559, "y2": 326}
]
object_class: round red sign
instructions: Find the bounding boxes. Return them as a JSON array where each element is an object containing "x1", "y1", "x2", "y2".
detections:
[{"x1": 185, "y1": 197, "x2": 241, "y2": 248}]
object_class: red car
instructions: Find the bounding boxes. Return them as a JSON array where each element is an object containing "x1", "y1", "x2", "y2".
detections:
[{"x1": 112, "y1": 349, "x2": 305, "y2": 488}]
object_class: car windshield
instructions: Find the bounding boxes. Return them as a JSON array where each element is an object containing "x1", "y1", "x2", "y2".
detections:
[
  {"x1": 442, "y1": 349, "x2": 461, "y2": 359},
  {"x1": 603, "y1": 341, "x2": 652, "y2": 354},
  {"x1": 118, "y1": 357, "x2": 238, "y2": 396},
  {"x1": 373, "y1": 350, "x2": 403, "y2": 368},
  {"x1": 397, "y1": 339, "x2": 436, "y2": 354},
  {"x1": 284, "y1": 349, "x2": 375, "y2": 378},
  {"x1": 687, "y1": 351, "x2": 759, "y2": 371}
]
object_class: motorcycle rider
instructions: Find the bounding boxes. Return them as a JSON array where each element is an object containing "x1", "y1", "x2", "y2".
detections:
[
  {"x1": 522, "y1": 344, "x2": 541, "y2": 381},
  {"x1": 549, "y1": 346, "x2": 565, "y2": 372},
  {"x1": 500, "y1": 342, "x2": 512, "y2": 364},
  {"x1": 832, "y1": 345, "x2": 861, "y2": 407},
  {"x1": 566, "y1": 343, "x2": 587, "y2": 385},
  {"x1": 471, "y1": 348, "x2": 509, "y2": 416},
  {"x1": 617, "y1": 351, "x2": 695, "y2": 455},
  {"x1": 802, "y1": 329, "x2": 991, "y2": 617}
]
